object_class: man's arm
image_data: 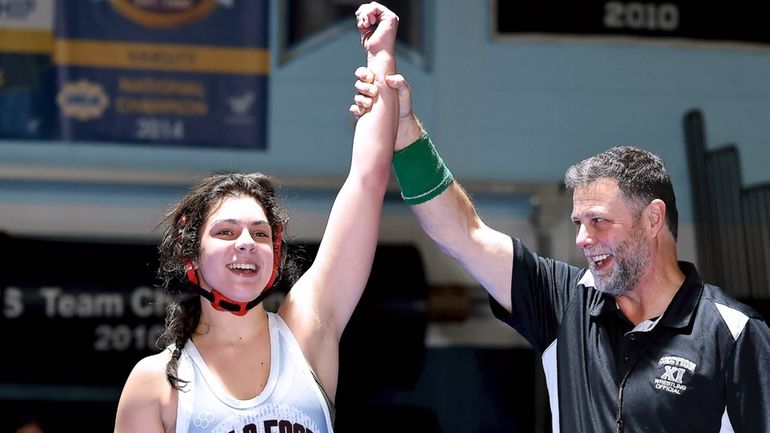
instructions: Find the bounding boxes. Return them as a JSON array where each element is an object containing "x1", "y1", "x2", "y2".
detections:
[
  {"x1": 413, "y1": 177, "x2": 514, "y2": 311},
  {"x1": 352, "y1": 75, "x2": 514, "y2": 311}
]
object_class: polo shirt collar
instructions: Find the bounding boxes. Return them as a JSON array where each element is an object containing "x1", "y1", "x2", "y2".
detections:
[
  {"x1": 580, "y1": 271, "x2": 617, "y2": 318},
  {"x1": 658, "y1": 261, "x2": 703, "y2": 328},
  {"x1": 583, "y1": 262, "x2": 704, "y2": 328}
]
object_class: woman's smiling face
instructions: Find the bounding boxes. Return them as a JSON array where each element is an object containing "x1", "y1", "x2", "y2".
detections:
[{"x1": 196, "y1": 194, "x2": 274, "y2": 302}]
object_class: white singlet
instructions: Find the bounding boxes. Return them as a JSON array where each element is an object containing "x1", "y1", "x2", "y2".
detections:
[{"x1": 175, "y1": 312, "x2": 335, "y2": 433}]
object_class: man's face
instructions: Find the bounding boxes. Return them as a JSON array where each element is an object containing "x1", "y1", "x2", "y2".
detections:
[{"x1": 571, "y1": 179, "x2": 651, "y2": 297}]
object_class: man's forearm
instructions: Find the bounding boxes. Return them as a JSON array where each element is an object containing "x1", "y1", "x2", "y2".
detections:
[{"x1": 395, "y1": 114, "x2": 424, "y2": 151}]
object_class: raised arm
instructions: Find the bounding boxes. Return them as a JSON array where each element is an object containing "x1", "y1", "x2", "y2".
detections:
[
  {"x1": 352, "y1": 72, "x2": 514, "y2": 312},
  {"x1": 279, "y1": 2, "x2": 399, "y2": 395}
]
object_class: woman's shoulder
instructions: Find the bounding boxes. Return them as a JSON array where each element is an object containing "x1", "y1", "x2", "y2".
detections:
[
  {"x1": 116, "y1": 349, "x2": 178, "y2": 432},
  {"x1": 135, "y1": 347, "x2": 173, "y2": 371},
  {"x1": 124, "y1": 349, "x2": 174, "y2": 394}
]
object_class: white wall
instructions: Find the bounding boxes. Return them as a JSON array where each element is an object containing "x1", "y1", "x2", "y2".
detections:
[{"x1": 1, "y1": 0, "x2": 768, "y2": 284}]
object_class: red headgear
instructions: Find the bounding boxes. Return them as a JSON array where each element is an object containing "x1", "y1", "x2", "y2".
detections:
[{"x1": 180, "y1": 215, "x2": 283, "y2": 316}]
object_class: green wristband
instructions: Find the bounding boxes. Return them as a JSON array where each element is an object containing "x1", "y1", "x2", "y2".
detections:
[{"x1": 392, "y1": 133, "x2": 453, "y2": 205}]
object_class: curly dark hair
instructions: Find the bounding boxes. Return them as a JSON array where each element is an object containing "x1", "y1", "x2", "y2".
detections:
[
  {"x1": 564, "y1": 145, "x2": 679, "y2": 240},
  {"x1": 155, "y1": 172, "x2": 300, "y2": 389}
]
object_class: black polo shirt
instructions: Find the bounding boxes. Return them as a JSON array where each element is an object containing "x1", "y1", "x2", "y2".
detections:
[{"x1": 491, "y1": 238, "x2": 770, "y2": 433}]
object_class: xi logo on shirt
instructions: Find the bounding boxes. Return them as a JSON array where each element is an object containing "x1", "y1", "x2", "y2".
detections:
[{"x1": 654, "y1": 356, "x2": 697, "y2": 395}]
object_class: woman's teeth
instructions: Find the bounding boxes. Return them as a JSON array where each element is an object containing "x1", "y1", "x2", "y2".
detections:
[{"x1": 227, "y1": 263, "x2": 257, "y2": 271}]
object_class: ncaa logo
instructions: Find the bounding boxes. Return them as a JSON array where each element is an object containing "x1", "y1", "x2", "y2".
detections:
[{"x1": 56, "y1": 80, "x2": 110, "y2": 121}]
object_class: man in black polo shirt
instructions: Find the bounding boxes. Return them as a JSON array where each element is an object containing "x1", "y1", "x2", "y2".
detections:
[{"x1": 350, "y1": 70, "x2": 770, "y2": 432}]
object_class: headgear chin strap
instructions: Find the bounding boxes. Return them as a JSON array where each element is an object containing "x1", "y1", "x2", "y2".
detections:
[
  {"x1": 187, "y1": 282, "x2": 272, "y2": 316},
  {"x1": 184, "y1": 224, "x2": 283, "y2": 316}
]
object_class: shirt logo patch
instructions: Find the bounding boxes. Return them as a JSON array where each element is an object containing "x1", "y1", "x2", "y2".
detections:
[{"x1": 654, "y1": 356, "x2": 696, "y2": 395}]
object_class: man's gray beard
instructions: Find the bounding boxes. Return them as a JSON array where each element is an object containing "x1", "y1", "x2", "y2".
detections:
[{"x1": 594, "y1": 227, "x2": 650, "y2": 297}]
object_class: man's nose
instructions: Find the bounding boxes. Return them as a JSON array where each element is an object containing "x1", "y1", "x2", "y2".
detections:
[{"x1": 575, "y1": 224, "x2": 593, "y2": 250}]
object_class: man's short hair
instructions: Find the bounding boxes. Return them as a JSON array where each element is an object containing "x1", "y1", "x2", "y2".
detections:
[{"x1": 564, "y1": 145, "x2": 679, "y2": 240}]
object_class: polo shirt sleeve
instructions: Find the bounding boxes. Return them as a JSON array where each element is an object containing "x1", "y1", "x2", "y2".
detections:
[
  {"x1": 724, "y1": 317, "x2": 770, "y2": 432},
  {"x1": 489, "y1": 238, "x2": 583, "y2": 353}
]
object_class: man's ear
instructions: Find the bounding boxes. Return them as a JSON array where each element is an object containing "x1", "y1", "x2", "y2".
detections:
[{"x1": 646, "y1": 199, "x2": 667, "y2": 238}]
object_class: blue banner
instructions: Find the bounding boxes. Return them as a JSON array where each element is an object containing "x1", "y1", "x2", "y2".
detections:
[
  {"x1": 54, "y1": 0, "x2": 269, "y2": 148},
  {"x1": 0, "y1": 0, "x2": 56, "y2": 139}
]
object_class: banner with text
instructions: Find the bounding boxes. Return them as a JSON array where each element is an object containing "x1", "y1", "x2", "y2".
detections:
[
  {"x1": 0, "y1": 235, "x2": 164, "y2": 392},
  {"x1": 496, "y1": 1, "x2": 770, "y2": 46},
  {"x1": 54, "y1": 0, "x2": 269, "y2": 148},
  {"x1": 0, "y1": 0, "x2": 56, "y2": 139}
]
